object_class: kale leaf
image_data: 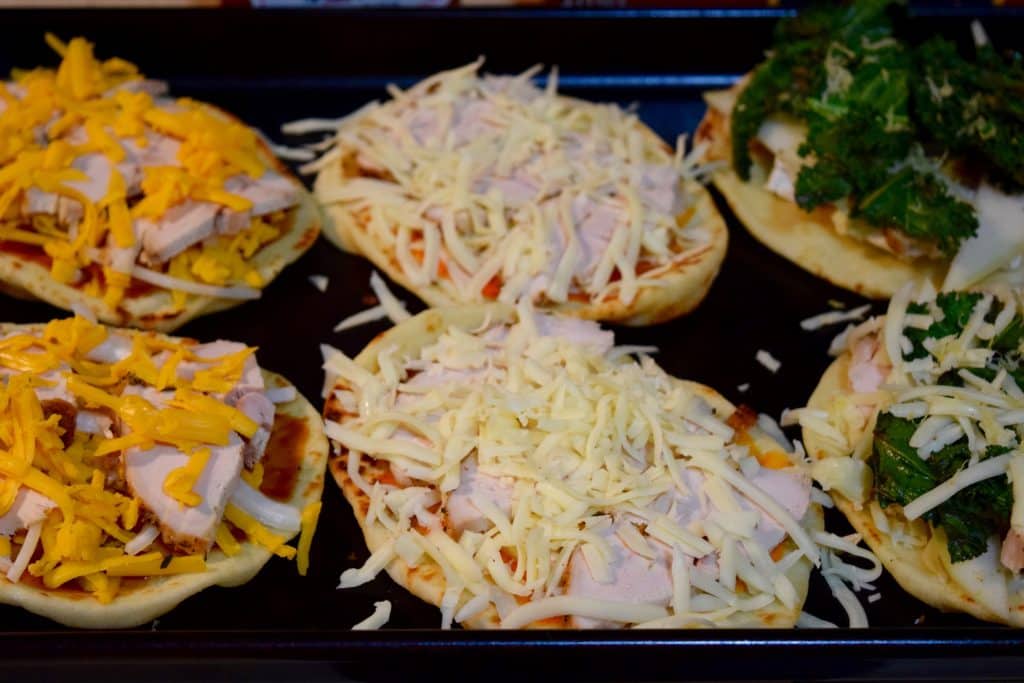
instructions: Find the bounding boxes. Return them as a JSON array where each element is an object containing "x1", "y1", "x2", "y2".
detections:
[
  {"x1": 730, "y1": 0, "x2": 986, "y2": 254},
  {"x1": 872, "y1": 412, "x2": 1013, "y2": 562},
  {"x1": 913, "y1": 37, "x2": 1024, "y2": 192},
  {"x1": 903, "y1": 291, "x2": 983, "y2": 360},
  {"x1": 730, "y1": 0, "x2": 898, "y2": 179},
  {"x1": 854, "y1": 167, "x2": 978, "y2": 257}
]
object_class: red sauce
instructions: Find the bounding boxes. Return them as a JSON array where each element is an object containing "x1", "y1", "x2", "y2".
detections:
[
  {"x1": 0, "y1": 240, "x2": 51, "y2": 267},
  {"x1": 76, "y1": 263, "x2": 157, "y2": 298},
  {"x1": 260, "y1": 414, "x2": 307, "y2": 502}
]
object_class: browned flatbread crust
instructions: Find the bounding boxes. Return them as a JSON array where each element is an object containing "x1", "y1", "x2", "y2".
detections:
[
  {"x1": 0, "y1": 105, "x2": 322, "y2": 333},
  {"x1": 314, "y1": 102, "x2": 728, "y2": 326},
  {"x1": 805, "y1": 354, "x2": 1024, "y2": 626},
  {"x1": 0, "y1": 323, "x2": 330, "y2": 629},
  {"x1": 695, "y1": 84, "x2": 946, "y2": 299},
  {"x1": 324, "y1": 305, "x2": 823, "y2": 629}
]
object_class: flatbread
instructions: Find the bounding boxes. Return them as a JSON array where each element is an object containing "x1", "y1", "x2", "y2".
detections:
[
  {"x1": 696, "y1": 86, "x2": 946, "y2": 299},
  {"x1": 805, "y1": 353, "x2": 1024, "y2": 626},
  {"x1": 0, "y1": 106, "x2": 322, "y2": 333},
  {"x1": 314, "y1": 102, "x2": 728, "y2": 327},
  {"x1": 0, "y1": 324, "x2": 330, "y2": 629},
  {"x1": 324, "y1": 305, "x2": 823, "y2": 629}
]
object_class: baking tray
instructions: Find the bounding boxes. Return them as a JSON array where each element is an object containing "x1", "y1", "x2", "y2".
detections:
[{"x1": 1, "y1": 6, "x2": 1023, "y2": 681}]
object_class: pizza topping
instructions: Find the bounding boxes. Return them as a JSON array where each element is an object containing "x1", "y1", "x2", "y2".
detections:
[
  {"x1": 305, "y1": 61, "x2": 713, "y2": 308},
  {"x1": 0, "y1": 36, "x2": 301, "y2": 311},
  {"x1": 808, "y1": 282, "x2": 1024, "y2": 569},
  {"x1": 726, "y1": 1, "x2": 985, "y2": 258},
  {"x1": 324, "y1": 308, "x2": 823, "y2": 628},
  {"x1": 0, "y1": 315, "x2": 311, "y2": 601}
]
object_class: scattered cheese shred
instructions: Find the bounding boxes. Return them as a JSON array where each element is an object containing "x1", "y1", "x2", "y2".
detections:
[
  {"x1": 351, "y1": 600, "x2": 392, "y2": 630},
  {"x1": 308, "y1": 274, "x2": 329, "y2": 293},
  {"x1": 800, "y1": 304, "x2": 872, "y2": 331},
  {"x1": 325, "y1": 308, "x2": 825, "y2": 629},
  {"x1": 369, "y1": 271, "x2": 410, "y2": 324},
  {"x1": 756, "y1": 350, "x2": 781, "y2": 373}
]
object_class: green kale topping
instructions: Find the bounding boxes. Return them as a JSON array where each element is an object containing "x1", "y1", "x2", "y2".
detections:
[
  {"x1": 727, "y1": 0, "x2": 1024, "y2": 254},
  {"x1": 913, "y1": 37, "x2": 1024, "y2": 192},
  {"x1": 870, "y1": 292, "x2": 1024, "y2": 562},
  {"x1": 872, "y1": 412, "x2": 1013, "y2": 562}
]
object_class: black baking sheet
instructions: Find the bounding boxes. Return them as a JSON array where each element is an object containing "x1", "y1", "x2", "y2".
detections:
[{"x1": 0, "y1": 6, "x2": 1023, "y2": 680}]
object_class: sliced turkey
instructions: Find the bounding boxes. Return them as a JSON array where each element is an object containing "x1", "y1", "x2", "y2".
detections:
[
  {"x1": 139, "y1": 200, "x2": 219, "y2": 265},
  {"x1": 444, "y1": 457, "x2": 515, "y2": 535},
  {"x1": 123, "y1": 436, "x2": 244, "y2": 554},
  {"x1": 231, "y1": 391, "x2": 275, "y2": 469},
  {"x1": 565, "y1": 520, "x2": 673, "y2": 628}
]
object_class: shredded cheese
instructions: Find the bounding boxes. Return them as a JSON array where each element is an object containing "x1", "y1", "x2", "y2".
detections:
[
  {"x1": 0, "y1": 36, "x2": 299, "y2": 312},
  {"x1": 302, "y1": 61, "x2": 712, "y2": 308},
  {"x1": 800, "y1": 304, "x2": 872, "y2": 331},
  {"x1": 325, "y1": 308, "x2": 824, "y2": 628},
  {"x1": 351, "y1": 600, "x2": 392, "y2": 630},
  {"x1": 756, "y1": 350, "x2": 781, "y2": 373},
  {"x1": 0, "y1": 315, "x2": 314, "y2": 603}
]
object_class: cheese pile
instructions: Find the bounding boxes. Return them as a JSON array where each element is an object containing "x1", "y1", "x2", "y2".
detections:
[
  {"x1": 0, "y1": 35, "x2": 289, "y2": 310},
  {"x1": 0, "y1": 316, "x2": 314, "y2": 603},
  {"x1": 802, "y1": 281, "x2": 1024, "y2": 527},
  {"x1": 324, "y1": 307, "x2": 821, "y2": 628},
  {"x1": 309, "y1": 61, "x2": 712, "y2": 307}
]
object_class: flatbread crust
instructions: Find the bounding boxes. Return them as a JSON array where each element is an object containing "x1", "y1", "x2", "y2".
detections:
[
  {"x1": 314, "y1": 106, "x2": 728, "y2": 327},
  {"x1": 805, "y1": 354, "x2": 1024, "y2": 626},
  {"x1": 695, "y1": 87, "x2": 946, "y2": 300},
  {"x1": 0, "y1": 324, "x2": 330, "y2": 629},
  {"x1": 0, "y1": 106, "x2": 322, "y2": 333},
  {"x1": 325, "y1": 305, "x2": 823, "y2": 629}
]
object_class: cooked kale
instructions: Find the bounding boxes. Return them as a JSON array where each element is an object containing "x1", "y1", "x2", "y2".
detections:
[
  {"x1": 729, "y1": 0, "x2": 1024, "y2": 254},
  {"x1": 902, "y1": 292, "x2": 983, "y2": 360},
  {"x1": 902, "y1": 291, "x2": 1024, "y2": 361},
  {"x1": 872, "y1": 412, "x2": 1013, "y2": 562},
  {"x1": 851, "y1": 167, "x2": 977, "y2": 257},
  {"x1": 870, "y1": 293, "x2": 1024, "y2": 562},
  {"x1": 731, "y1": 0, "x2": 896, "y2": 179},
  {"x1": 913, "y1": 37, "x2": 1024, "y2": 192}
]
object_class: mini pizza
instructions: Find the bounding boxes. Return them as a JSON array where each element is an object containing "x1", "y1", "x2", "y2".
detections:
[
  {"x1": 0, "y1": 315, "x2": 328, "y2": 628},
  {"x1": 801, "y1": 281, "x2": 1024, "y2": 625},
  {"x1": 0, "y1": 35, "x2": 320, "y2": 331},
  {"x1": 322, "y1": 304, "x2": 825, "y2": 629},
  {"x1": 696, "y1": 0, "x2": 1024, "y2": 298},
  {"x1": 305, "y1": 61, "x2": 728, "y2": 326}
]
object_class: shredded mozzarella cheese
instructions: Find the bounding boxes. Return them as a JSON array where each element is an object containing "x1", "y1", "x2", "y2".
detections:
[{"x1": 351, "y1": 600, "x2": 392, "y2": 630}]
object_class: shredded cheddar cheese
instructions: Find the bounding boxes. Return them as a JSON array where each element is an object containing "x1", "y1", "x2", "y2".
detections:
[
  {"x1": 0, "y1": 35, "x2": 299, "y2": 311},
  {"x1": 0, "y1": 314, "x2": 313, "y2": 604}
]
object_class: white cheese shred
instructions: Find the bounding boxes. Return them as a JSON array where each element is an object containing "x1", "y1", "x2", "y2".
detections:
[
  {"x1": 334, "y1": 305, "x2": 389, "y2": 333},
  {"x1": 800, "y1": 304, "x2": 872, "y2": 331},
  {"x1": 351, "y1": 600, "x2": 392, "y2": 631},
  {"x1": 308, "y1": 274, "x2": 329, "y2": 293},
  {"x1": 123, "y1": 524, "x2": 160, "y2": 556},
  {"x1": 7, "y1": 521, "x2": 42, "y2": 583},
  {"x1": 369, "y1": 271, "x2": 411, "y2": 324},
  {"x1": 499, "y1": 596, "x2": 668, "y2": 630},
  {"x1": 903, "y1": 453, "x2": 1014, "y2": 520},
  {"x1": 71, "y1": 301, "x2": 98, "y2": 323},
  {"x1": 131, "y1": 265, "x2": 261, "y2": 300},
  {"x1": 755, "y1": 350, "x2": 781, "y2": 373}
]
